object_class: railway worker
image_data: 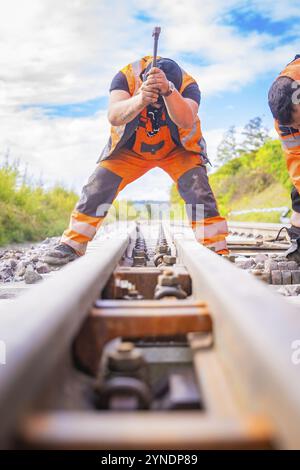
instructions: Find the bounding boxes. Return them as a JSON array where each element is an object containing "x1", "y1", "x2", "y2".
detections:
[
  {"x1": 268, "y1": 54, "x2": 300, "y2": 262},
  {"x1": 45, "y1": 56, "x2": 229, "y2": 265}
]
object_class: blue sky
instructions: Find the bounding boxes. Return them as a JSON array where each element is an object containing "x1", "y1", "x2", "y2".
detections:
[
  {"x1": 224, "y1": 9, "x2": 295, "y2": 38},
  {"x1": 23, "y1": 97, "x2": 108, "y2": 119},
  {"x1": 203, "y1": 76, "x2": 274, "y2": 130},
  {"x1": 1, "y1": 0, "x2": 300, "y2": 200}
]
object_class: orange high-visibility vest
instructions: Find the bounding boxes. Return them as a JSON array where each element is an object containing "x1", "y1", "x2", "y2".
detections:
[
  {"x1": 99, "y1": 56, "x2": 207, "y2": 161},
  {"x1": 279, "y1": 57, "x2": 300, "y2": 80},
  {"x1": 132, "y1": 106, "x2": 177, "y2": 158}
]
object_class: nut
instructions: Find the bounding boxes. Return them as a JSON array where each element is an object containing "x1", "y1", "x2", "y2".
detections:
[{"x1": 163, "y1": 255, "x2": 176, "y2": 265}]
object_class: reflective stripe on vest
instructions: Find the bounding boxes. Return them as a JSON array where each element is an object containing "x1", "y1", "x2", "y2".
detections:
[
  {"x1": 177, "y1": 68, "x2": 203, "y2": 154},
  {"x1": 281, "y1": 135, "x2": 300, "y2": 150},
  {"x1": 274, "y1": 60, "x2": 300, "y2": 153},
  {"x1": 122, "y1": 56, "x2": 154, "y2": 95}
]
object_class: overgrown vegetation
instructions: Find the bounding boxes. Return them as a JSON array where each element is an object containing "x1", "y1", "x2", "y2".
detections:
[
  {"x1": 170, "y1": 117, "x2": 292, "y2": 223},
  {"x1": 209, "y1": 139, "x2": 291, "y2": 220},
  {"x1": 0, "y1": 157, "x2": 139, "y2": 246},
  {"x1": 0, "y1": 161, "x2": 78, "y2": 245}
]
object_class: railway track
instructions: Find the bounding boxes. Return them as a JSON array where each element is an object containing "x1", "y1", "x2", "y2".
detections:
[
  {"x1": 227, "y1": 221, "x2": 289, "y2": 253},
  {"x1": 0, "y1": 221, "x2": 300, "y2": 449}
]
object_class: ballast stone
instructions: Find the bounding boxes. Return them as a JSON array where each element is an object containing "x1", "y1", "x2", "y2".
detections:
[{"x1": 24, "y1": 265, "x2": 43, "y2": 284}]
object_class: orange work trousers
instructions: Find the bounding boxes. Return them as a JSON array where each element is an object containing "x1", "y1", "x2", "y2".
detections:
[{"x1": 61, "y1": 146, "x2": 228, "y2": 255}]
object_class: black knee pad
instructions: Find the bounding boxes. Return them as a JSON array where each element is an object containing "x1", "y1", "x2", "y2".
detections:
[
  {"x1": 76, "y1": 166, "x2": 122, "y2": 217},
  {"x1": 177, "y1": 166, "x2": 219, "y2": 220}
]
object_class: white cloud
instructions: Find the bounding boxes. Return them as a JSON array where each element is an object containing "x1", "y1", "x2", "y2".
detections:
[
  {"x1": 138, "y1": 0, "x2": 300, "y2": 95},
  {"x1": 120, "y1": 168, "x2": 173, "y2": 201},
  {"x1": 0, "y1": 0, "x2": 138, "y2": 106},
  {"x1": 0, "y1": 106, "x2": 109, "y2": 190},
  {"x1": 0, "y1": 104, "x2": 226, "y2": 200},
  {"x1": 203, "y1": 128, "x2": 226, "y2": 165},
  {"x1": 1, "y1": 0, "x2": 299, "y2": 106},
  {"x1": 249, "y1": 0, "x2": 300, "y2": 21}
]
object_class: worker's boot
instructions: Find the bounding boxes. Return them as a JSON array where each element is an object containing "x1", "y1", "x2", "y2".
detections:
[
  {"x1": 278, "y1": 226, "x2": 300, "y2": 264},
  {"x1": 43, "y1": 243, "x2": 79, "y2": 266}
]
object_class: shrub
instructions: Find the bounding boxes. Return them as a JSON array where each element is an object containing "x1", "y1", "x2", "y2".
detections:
[
  {"x1": 170, "y1": 139, "x2": 291, "y2": 221},
  {"x1": 0, "y1": 163, "x2": 78, "y2": 246}
]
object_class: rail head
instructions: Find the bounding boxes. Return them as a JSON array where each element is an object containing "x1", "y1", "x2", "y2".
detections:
[
  {"x1": 0, "y1": 223, "x2": 136, "y2": 444},
  {"x1": 172, "y1": 232, "x2": 300, "y2": 449}
]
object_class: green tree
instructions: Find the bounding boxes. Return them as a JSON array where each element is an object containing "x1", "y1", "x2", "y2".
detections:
[
  {"x1": 239, "y1": 117, "x2": 270, "y2": 154},
  {"x1": 216, "y1": 126, "x2": 240, "y2": 165},
  {"x1": 0, "y1": 158, "x2": 78, "y2": 245}
]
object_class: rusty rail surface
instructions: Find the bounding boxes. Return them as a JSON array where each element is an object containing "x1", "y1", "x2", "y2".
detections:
[{"x1": 0, "y1": 223, "x2": 135, "y2": 444}]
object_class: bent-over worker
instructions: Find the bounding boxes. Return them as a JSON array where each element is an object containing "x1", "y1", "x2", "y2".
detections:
[{"x1": 45, "y1": 56, "x2": 229, "y2": 264}]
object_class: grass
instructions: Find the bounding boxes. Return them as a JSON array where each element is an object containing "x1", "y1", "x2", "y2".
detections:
[
  {"x1": 227, "y1": 182, "x2": 291, "y2": 223},
  {"x1": 170, "y1": 139, "x2": 293, "y2": 223},
  {"x1": 0, "y1": 163, "x2": 78, "y2": 246}
]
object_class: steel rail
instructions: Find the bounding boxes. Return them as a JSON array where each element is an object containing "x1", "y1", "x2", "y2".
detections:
[
  {"x1": 228, "y1": 221, "x2": 285, "y2": 237},
  {"x1": 169, "y1": 220, "x2": 286, "y2": 242},
  {"x1": 0, "y1": 223, "x2": 135, "y2": 445},
  {"x1": 170, "y1": 226, "x2": 300, "y2": 449}
]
